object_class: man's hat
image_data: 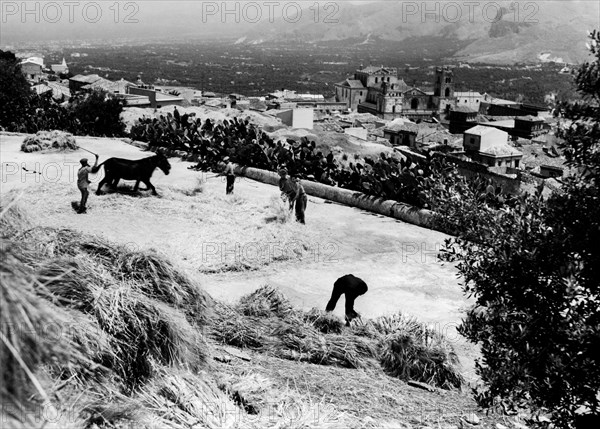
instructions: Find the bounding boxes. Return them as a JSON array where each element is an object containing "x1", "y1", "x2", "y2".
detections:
[{"x1": 80, "y1": 158, "x2": 89, "y2": 166}]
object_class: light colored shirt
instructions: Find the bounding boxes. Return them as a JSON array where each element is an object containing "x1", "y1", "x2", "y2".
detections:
[
  {"x1": 77, "y1": 166, "x2": 92, "y2": 189},
  {"x1": 224, "y1": 162, "x2": 235, "y2": 176}
]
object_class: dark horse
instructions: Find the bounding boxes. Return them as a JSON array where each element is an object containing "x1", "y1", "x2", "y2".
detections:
[{"x1": 93, "y1": 151, "x2": 171, "y2": 196}]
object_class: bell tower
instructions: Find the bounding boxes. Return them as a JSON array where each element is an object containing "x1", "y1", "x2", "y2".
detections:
[{"x1": 434, "y1": 66, "x2": 454, "y2": 98}]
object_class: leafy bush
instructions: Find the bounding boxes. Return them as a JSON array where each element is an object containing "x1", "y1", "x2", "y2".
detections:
[
  {"x1": 437, "y1": 30, "x2": 600, "y2": 428},
  {"x1": 68, "y1": 89, "x2": 126, "y2": 137},
  {"x1": 0, "y1": 50, "x2": 36, "y2": 131}
]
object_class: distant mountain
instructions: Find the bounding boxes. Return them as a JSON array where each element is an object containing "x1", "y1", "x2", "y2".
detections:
[
  {"x1": 238, "y1": 0, "x2": 599, "y2": 64},
  {"x1": 2, "y1": 1, "x2": 596, "y2": 65}
]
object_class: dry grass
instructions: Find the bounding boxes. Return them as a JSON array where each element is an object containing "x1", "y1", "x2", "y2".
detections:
[
  {"x1": 366, "y1": 313, "x2": 464, "y2": 389},
  {"x1": 21, "y1": 130, "x2": 77, "y2": 152},
  {"x1": 237, "y1": 284, "x2": 295, "y2": 318},
  {"x1": 40, "y1": 263, "x2": 208, "y2": 387},
  {"x1": 212, "y1": 302, "x2": 265, "y2": 349},
  {"x1": 13, "y1": 181, "x2": 323, "y2": 275},
  {"x1": 379, "y1": 333, "x2": 464, "y2": 390},
  {"x1": 266, "y1": 194, "x2": 292, "y2": 223},
  {"x1": 1, "y1": 168, "x2": 475, "y2": 427},
  {"x1": 0, "y1": 245, "x2": 82, "y2": 405},
  {"x1": 1, "y1": 195, "x2": 216, "y2": 427},
  {"x1": 115, "y1": 249, "x2": 209, "y2": 323},
  {"x1": 212, "y1": 288, "x2": 464, "y2": 389},
  {"x1": 303, "y1": 308, "x2": 345, "y2": 334},
  {"x1": 138, "y1": 368, "x2": 240, "y2": 429},
  {"x1": 175, "y1": 175, "x2": 206, "y2": 196},
  {"x1": 0, "y1": 196, "x2": 92, "y2": 427},
  {"x1": 213, "y1": 287, "x2": 377, "y2": 369}
]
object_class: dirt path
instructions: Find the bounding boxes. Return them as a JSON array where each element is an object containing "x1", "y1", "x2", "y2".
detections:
[{"x1": 1, "y1": 133, "x2": 477, "y2": 380}]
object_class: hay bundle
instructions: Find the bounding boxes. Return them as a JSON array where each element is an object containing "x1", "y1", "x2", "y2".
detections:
[
  {"x1": 35, "y1": 229, "x2": 210, "y2": 325},
  {"x1": 90, "y1": 284, "x2": 207, "y2": 386},
  {"x1": 32, "y1": 228, "x2": 122, "y2": 263},
  {"x1": 378, "y1": 333, "x2": 463, "y2": 389},
  {"x1": 212, "y1": 306, "x2": 265, "y2": 349},
  {"x1": 39, "y1": 256, "x2": 207, "y2": 386},
  {"x1": 271, "y1": 322, "x2": 373, "y2": 369},
  {"x1": 36, "y1": 257, "x2": 108, "y2": 312},
  {"x1": 21, "y1": 130, "x2": 77, "y2": 152},
  {"x1": 369, "y1": 313, "x2": 425, "y2": 337},
  {"x1": 237, "y1": 284, "x2": 294, "y2": 318},
  {"x1": 0, "y1": 242, "x2": 82, "y2": 406},
  {"x1": 303, "y1": 308, "x2": 344, "y2": 334},
  {"x1": 0, "y1": 193, "x2": 31, "y2": 238},
  {"x1": 116, "y1": 250, "x2": 209, "y2": 322},
  {"x1": 63, "y1": 309, "x2": 115, "y2": 375},
  {"x1": 350, "y1": 319, "x2": 383, "y2": 339}
]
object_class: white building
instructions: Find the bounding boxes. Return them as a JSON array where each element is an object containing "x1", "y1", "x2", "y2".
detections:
[
  {"x1": 273, "y1": 108, "x2": 314, "y2": 129},
  {"x1": 463, "y1": 125, "x2": 522, "y2": 168},
  {"x1": 455, "y1": 91, "x2": 482, "y2": 110}
]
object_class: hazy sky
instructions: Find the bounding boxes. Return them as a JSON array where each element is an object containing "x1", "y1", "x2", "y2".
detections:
[
  {"x1": 1, "y1": 0, "x2": 371, "y2": 43},
  {"x1": 1, "y1": 0, "x2": 597, "y2": 45}
]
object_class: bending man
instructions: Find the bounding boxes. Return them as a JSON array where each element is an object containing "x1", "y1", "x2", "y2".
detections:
[{"x1": 325, "y1": 274, "x2": 368, "y2": 326}]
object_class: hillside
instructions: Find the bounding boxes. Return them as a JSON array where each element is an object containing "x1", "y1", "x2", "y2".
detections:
[
  {"x1": 239, "y1": 0, "x2": 598, "y2": 64},
  {"x1": 0, "y1": 133, "x2": 524, "y2": 428}
]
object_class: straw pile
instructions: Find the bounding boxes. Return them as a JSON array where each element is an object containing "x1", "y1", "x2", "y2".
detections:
[
  {"x1": 212, "y1": 286, "x2": 463, "y2": 388},
  {"x1": 369, "y1": 314, "x2": 464, "y2": 389},
  {"x1": 36, "y1": 254, "x2": 208, "y2": 388},
  {"x1": 237, "y1": 284, "x2": 294, "y2": 317},
  {"x1": 212, "y1": 303, "x2": 265, "y2": 349},
  {"x1": 212, "y1": 286, "x2": 377, "y2": 369},
  {"x1": 0, "y1": 244, "x2": 83, "y2": 405},
  {"x1": 303, "y1": 308, "x2": 345, "y2": 334},
  {"x1": 1, "y1": 193, "x2": 217, "y2": 427},
  {"x1": 21, "y1": 130, "x2": 77, "y2": 152}
]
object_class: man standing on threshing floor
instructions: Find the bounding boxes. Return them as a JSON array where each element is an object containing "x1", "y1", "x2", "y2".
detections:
[
  {"x1": 77, "y1": 155, "x2": 99, "y2": 214},
  {"x1": 223, "y1": 156, "x2": 235, "y2": 195},
  {"x1": 278, "y1": 167, "x2": 307, "y2": 224},
  {"x1": 325, "y1": 274, "x2": 368, "y2": 326}
]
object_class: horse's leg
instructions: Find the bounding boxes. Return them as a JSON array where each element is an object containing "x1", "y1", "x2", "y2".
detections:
[
  {"x1": 111, "y1": 177, "x2": 120, "y2": 188},
  {"x1": 143, "y1": 179, "x2": 158, "y2": 196},
  {"x1": 96, "y1": 176, "x2": 110, "y2": 195},
  {"x1": 133, "y1": 180, "x2": 140, "y2": 192}
]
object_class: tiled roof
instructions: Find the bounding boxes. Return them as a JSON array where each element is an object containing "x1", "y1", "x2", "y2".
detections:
[
  {"x1": 452, "y1": 106, "x2": 478, "y2": 114},
  {"x1": 346, "y1": 79, "x2": 365, "y2": 89},
  {"x1": 479, "y1": 143, "x2": 522, "y2": 157},
  {"x1": 394, "y1": 79, "x2": 410, "y2": 92},
  {"x1": 70, "y1": 74, "x2": 102, "y2": 84},
  {"x1": 384, "y1": 118, "x2": 419, "y2": 133},
  {"x1": 336, "y1": 79, "x2": 365, "y2": 89},
  {"x1": 516, "y1": 115, "x2": 544, "y2": 122},
  {"x1": 455, "y1": 91, "x2": 482, "y2": 97},
  {"x1": 480, "y1": 119, "x2": 515, "y2": 128},
  {"x1": 465, "y1": 125, "x2": 506, "y2": 136},
  {"x1": 357, "y1": 66, "x2": 397, "y2": 74}
]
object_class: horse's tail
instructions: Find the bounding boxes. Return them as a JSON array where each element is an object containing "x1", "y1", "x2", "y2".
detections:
[{"x1": 91, "y1": 161, "x2": 105, "y2": 174}]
